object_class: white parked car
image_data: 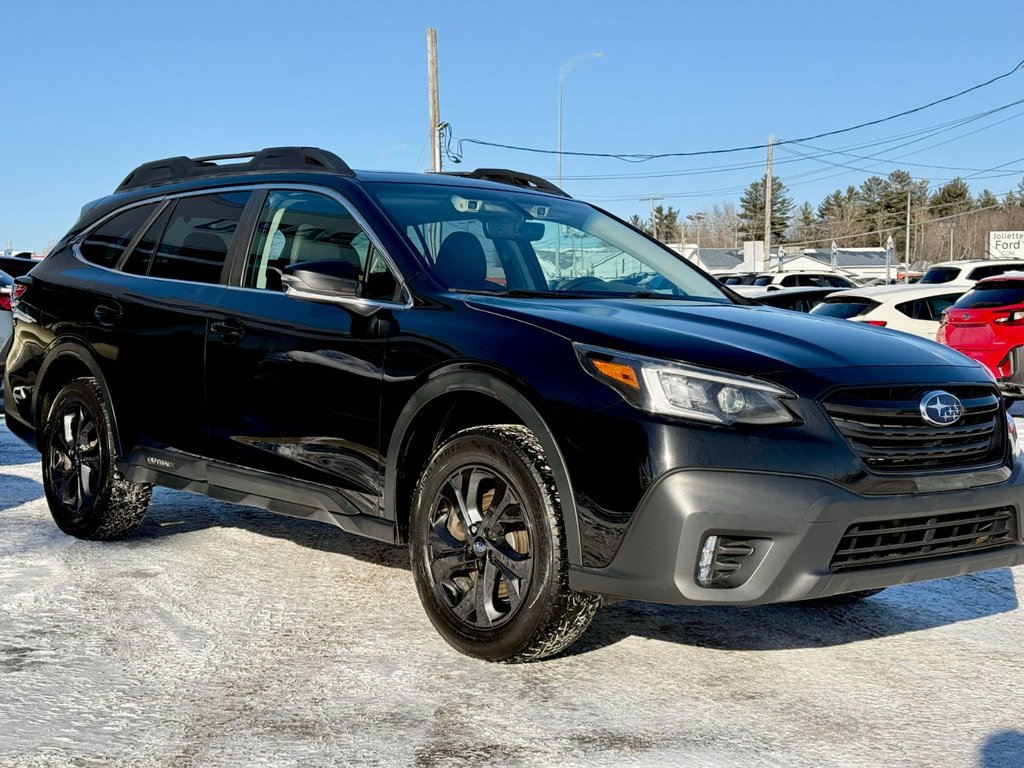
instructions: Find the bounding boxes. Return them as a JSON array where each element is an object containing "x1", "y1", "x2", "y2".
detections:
[
  {"x1": 0, "y1": 270, "x2": 14, "y2": 388},
  {"x1": 809, "y1": 283, "x2": 967, "y2": 340},
  {"x1": 730, "y1": 271, "x2": 858, "y2": 294},
  {"x1": 918, "y1": 259, "x2": 1024, "y2": 287}
]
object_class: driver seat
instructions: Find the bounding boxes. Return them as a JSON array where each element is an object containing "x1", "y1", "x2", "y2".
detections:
[{"x1": 434, "y1": 232, "x2": 501, "y2": 291}]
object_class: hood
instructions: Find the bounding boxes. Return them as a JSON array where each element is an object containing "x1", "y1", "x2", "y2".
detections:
[{"x1": 466, "y1": 296, "x2": 980, "y2": 378}]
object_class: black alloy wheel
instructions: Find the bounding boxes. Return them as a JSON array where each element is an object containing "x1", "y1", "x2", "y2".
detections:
[
  {"x1": 425, "y1": 464, "x2": 535, "y2": 630},
  {"x1": 48, "y1": 400, "x2": 102, "y2": 517},
  {"x1": 411, "y1": 425, "x2": 600, "y2": 662},
  {"x1": 40, "y1": 378, "x2": 151, "y2": 539}
]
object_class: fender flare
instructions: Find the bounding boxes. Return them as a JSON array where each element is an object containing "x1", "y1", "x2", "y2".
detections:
[
  {"x1": 35, "y1": 340, "x2": 124, "y2": 455},
  {"x1": 384, "y1": 369, "x2": 583, "y2": 566}
]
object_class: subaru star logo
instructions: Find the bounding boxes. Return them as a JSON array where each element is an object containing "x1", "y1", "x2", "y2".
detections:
[{"x1": 919, "y1": 390, "x2": 963, "y2": 426}]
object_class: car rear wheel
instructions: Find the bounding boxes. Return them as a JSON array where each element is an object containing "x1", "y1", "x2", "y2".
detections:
[
  {"x1": 40, "y1": 378, "x2": 151, "y2": 539},
  {"x1": 410, "y1": 425, "x2": 600, "y2": 662}
]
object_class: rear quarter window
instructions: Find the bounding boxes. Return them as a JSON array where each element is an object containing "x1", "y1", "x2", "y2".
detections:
[{"x1": 79, "y1": 203, "x2": 159, "y2": 268}]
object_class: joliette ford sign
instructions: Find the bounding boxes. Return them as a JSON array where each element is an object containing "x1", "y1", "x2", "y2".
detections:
[{"x1": 988, "y1": 231, "x2": 1024, "y2": 258}]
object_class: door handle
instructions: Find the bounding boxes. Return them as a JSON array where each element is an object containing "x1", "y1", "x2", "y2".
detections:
[
  {"x1": 210, "y1": 318, "x2": 246, "y2": 344},
  {"x1": 93, "y1": 303, "x2": 122, "y2": 328}
]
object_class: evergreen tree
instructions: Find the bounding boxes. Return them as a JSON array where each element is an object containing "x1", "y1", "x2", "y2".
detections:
[
  {"x1": 652, "y1": 205, "x2": 681, "y2": 242},
  {"x1": 929, "y1": 178, "x2": 973, "y2": 219},
  {"x1": 629, "y1": 214, "x2": 649, "y2": 233},
  {"x1": 790, "y1": 202, "x2": 818, "y2": 244},
  {"x1": 976, "y1": 189, "x2": 999, "y2": 209},
  {"x1": 739, "y1": 175, "x2": 793, "y2": 244}
]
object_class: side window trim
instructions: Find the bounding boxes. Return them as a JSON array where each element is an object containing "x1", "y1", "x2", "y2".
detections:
[
  {"x1": 113, "y1": 199, "x2": 172, "y2": 273},
  {"x1": 223, "y1": 188, "x2": 267, "y2": 288}
]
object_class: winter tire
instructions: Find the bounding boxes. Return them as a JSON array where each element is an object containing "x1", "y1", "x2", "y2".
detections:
[
  {"x1": 410, "y1": 425, "x2": 600, "y2": 662},
  {"x1": 40, "y1": 377, "x2": 151, "y2": 539}
]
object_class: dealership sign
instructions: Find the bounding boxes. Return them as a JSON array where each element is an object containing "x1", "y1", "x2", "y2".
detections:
[{"x1": 988, "y1": 231, "x2": 1024, "y2": 258}]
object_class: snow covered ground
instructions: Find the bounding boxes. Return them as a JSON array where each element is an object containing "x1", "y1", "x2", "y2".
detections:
[{"x1": 1, "y1": 421, "x2": 1023, "y2": 768}]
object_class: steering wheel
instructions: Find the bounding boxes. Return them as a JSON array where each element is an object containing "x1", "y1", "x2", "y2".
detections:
[{"x1": 558, "y1": 276, "x2": 605, "y2": 292}]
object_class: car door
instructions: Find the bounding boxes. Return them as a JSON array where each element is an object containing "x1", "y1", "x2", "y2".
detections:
[
  {"x1": 205, "y1": 187, "x2": 403, "y2": 516},
  {"x1": 90, "y1": 190, "x2": 254, "y2": 455}
]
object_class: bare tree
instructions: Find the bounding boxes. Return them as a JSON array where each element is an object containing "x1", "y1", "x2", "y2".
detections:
[{"x1": 700, "y1": 201, "x2": 742, "y2": 247}]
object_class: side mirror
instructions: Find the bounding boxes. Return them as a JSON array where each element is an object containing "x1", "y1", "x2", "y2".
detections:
[{"x1": 282, "y1": 259, "x2": 361, "y2": 300}]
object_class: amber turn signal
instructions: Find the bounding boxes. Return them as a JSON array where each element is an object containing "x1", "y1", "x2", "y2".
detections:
[{"x1": 592, "y1": 359, "x2": 641, "y2": 390}]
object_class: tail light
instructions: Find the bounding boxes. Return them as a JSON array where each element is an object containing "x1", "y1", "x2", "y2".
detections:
[
  {"x1": 994, "y1": 310, "x2": 1024, "y2": 325},
  {"x1": 10, "y1": 281, "x2": 27, "y2": 311},
  {"x1": 863, "y1": 320, "x2": 888, "y2": 327},
  {"x1": 0, "y1": 294, "x2": 10, "y2": 312}
]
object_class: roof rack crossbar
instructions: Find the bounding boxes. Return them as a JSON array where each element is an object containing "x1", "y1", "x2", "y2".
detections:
[
  {"x1": 438, "y1": 168, "x2": 570, "y2": 198},
  {"x1": 115, "y1": 146, "x2": 355, "y2": 192}
]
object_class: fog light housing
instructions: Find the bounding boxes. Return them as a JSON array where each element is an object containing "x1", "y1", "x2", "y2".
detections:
[{"x1": 696, "y1": 535, "x2": 766, "y2": 588}]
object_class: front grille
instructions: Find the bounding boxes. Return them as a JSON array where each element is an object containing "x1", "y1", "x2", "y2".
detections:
[
  {"x1": 823, "y1": 385, "x2": 1004, "y2": 472},
  {"x1": 830, "y1": 506, "x2": 1018, "y2": 571}
]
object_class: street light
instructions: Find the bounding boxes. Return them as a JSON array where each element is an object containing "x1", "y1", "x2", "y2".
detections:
[
  {"x1": 687, "y1": 212, "x2": 707, "y2": 263},
  {"x1": 558, "y1": 52, "x2": 603, "y2": 190}
]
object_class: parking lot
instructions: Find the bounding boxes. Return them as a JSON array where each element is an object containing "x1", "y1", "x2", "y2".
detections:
[{"x1": 1, "y1": 421, "x2": 1023, "y2": 768}]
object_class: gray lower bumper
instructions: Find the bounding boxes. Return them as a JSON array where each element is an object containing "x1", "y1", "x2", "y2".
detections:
[{"x1": 568, "y1": 462, "x2": 1024, "y2": 605}]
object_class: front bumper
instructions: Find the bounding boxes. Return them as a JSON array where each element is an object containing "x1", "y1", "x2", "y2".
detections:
[{"x1": 568, "y1": 462, "x2": 1024, "y2": 605}]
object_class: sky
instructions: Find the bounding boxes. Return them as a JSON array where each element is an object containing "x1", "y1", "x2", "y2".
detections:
[{"x1": 2, "y1": 0, "x2": 1023, "y2": 252}]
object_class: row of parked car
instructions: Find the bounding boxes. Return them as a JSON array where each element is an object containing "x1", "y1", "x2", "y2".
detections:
[{"x1": 723, "y1": 259, "x2": 1024, "y2": 398}]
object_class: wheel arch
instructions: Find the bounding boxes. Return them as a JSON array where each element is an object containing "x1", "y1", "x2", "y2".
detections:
[
  {"x1": 35, "y1": 341, "x2": 124, "y2": 456},
  {"x1": 385, "y1": 367, "x2": 583, "y2": 566}
]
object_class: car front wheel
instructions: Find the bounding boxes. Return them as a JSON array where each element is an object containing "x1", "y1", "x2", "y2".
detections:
[{"x1": 410, "y1": 425, "x2": 600, "y2": 662}]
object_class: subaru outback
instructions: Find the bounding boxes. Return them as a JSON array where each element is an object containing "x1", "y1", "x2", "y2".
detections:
[{"x1": 5, "y1": 147, "x2": 1024, "y2": 661}]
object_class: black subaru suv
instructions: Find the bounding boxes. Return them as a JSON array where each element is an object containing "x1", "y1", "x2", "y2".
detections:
[{"x1": 5, "y1": 147, "x2": 1024, "y2": 661}]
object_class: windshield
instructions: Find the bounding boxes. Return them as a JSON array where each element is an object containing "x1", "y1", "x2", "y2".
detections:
[
  {"x1": 919, "y1": 267, "x2": 959, "y2": 284},
  {"x1": 365, "y1": 182, "x2": 730, "y2": 302}
]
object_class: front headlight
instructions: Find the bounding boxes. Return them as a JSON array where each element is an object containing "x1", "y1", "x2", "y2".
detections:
[{"x1": 575, "y1": 343, "x2": 796, "y2": 425}]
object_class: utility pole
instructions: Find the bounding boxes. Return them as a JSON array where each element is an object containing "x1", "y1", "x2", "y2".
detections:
[
  {"x1": 427, "y1": 28, "x2": 442, "y2": 173},
  {"x1": 948, "y1": 220, "x2": 957, "y2": 260},
  {"x1": 886, "y1": 235, "x2": 894, "y2": 284},
  {"x1": 763, "y1": 135, "x2": 774, "y2": 272},
  {"x1": 904, "y1": 187, "x2": 912, "y2": 283},
  {"x1": 641, "y1": 196, "x2": 663, "y2": 241}
]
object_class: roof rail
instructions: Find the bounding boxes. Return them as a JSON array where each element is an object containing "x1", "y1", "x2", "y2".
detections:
[
  {"x1": 438, "y1": 168, "x2": 570, "y2": 198},
  {"x1": 115, "y1": 147, "x2": 355, "y2": 192}
]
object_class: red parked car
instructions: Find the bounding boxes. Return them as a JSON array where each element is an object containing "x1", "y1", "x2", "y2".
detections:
[{"x1": 937, "y1": 273, "x2": 1024, "y2": 397}]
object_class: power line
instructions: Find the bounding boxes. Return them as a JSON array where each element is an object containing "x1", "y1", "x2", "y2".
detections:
[
  {"x1": 567, "y1": 98, "x2": 1024, "y2": 198},
  {"x1": 449, "y1": 57, "x2": 1024, "y2": 163},
  {"x1": 777, "y1": 192, "x2": 1020, "y2": 250}
]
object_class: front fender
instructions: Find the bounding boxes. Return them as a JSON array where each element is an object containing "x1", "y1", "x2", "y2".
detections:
[{"x1": 383, "y1": 368, "x2": 584, "y2": 567}]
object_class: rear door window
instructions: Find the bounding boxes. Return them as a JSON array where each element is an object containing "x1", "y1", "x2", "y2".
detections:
[
  {"x1": 79, "y1": 203, "x2": 159, "y2": 268},
  {"x1": 146, "y1": 192, "x2": 251, "y2": 284},
  {"x1": 966, "y1": 264, "x2": 1024, "y2": 281}
]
